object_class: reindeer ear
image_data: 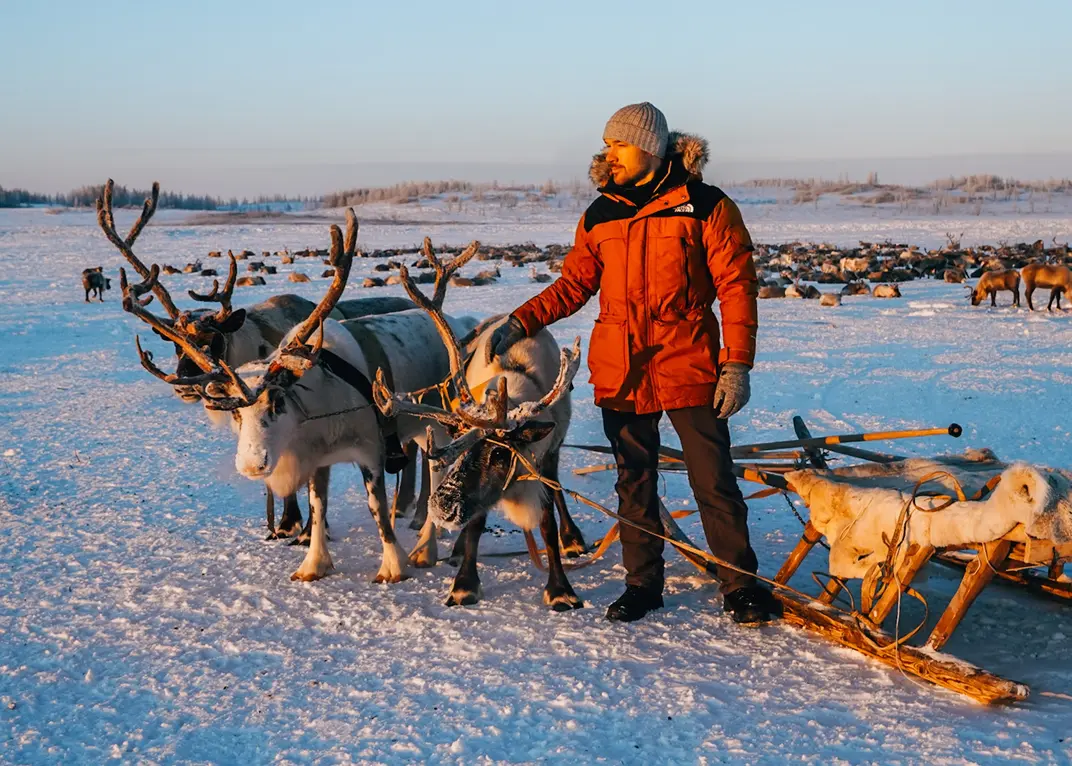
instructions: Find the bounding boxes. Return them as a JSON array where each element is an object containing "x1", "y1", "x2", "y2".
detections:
[
  {"x1": 216, "y1": 308, "x2": 247, "y2": 334},
  {"x1": 507, "y1": 421, "x2": 556, "y2": 445}
]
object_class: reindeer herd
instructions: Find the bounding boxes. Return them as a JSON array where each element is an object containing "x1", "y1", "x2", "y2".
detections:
[
  {"x1": 752, "y1": 238, "x2": 1072, "y2": 310},
  {"x1": 98, "y1": 181, "x2": 587, "y2": 611}
]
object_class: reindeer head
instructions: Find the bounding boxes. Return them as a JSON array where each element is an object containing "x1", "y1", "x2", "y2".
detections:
[{"x1": 372, "y1": 239, "x2": 581, "y2": 530}]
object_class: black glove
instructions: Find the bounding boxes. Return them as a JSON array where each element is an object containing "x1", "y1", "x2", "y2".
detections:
[{"x1": 487, "y1": 315, "x2": 527, "y2": 363}]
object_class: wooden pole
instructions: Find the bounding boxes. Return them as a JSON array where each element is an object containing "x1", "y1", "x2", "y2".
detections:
[
  {"x1": 659, "y1": 500, "x2": 722, "y2": 581},
  {"x1": 792, "y1": 416, "x2": 829, "y2": 469},
  {"x1": 821, "y1": 443, "x2": 904, "y2": 464},
  {"x1": 933, "y1": 552, "x2": 1072, "y2": 603},
  {"x1": 733, "y1": 423, "x2": 962, "y2": 457},
  {"x1": 775, "y1": 522, "x2": 823, "y2": 584},
  {"x1": 866, "y1": 544, "x2": 936, "y2": 625},
  {"x1": 733, "y1": 465, "x2": 791, "y2": 490},
  {"x1": 926, "y1": 540, "x2": 1013, "y2": 651}
]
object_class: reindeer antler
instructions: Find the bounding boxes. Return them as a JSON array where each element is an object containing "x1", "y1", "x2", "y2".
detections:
[
  {"x1": 195, "y1": 210, "x2": 358, "y2": 411},
  {"x1": 394, "y1": 239, "x2": 479, "y2": 410},
  {"x1": 97, "y1": 179, "x2": 181, "y2": 319},
  {"x1": 372, "y1": 237, "x2": 582, "y2": 470},
  {"x1": 120, "y1": 267, "x2": 229, "y2": 386},
  {"x1": 284, "y1": 209, "x2": 357, "y2": 353},
  {"x1": 188, "y1": 251, "x2": 238, "y2": 321}
]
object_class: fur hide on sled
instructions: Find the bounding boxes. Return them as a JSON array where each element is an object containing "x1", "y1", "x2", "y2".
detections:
[{"x1": 785, "y1": 449, "x2": 1072, "y2": 579}]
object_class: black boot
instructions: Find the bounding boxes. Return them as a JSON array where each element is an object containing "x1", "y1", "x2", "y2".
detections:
[
  {"x1": 723, "y1": 585, "x2": 782, "y2": 627},
  {"x1": 605, "y1": 585, "x2": 664, "y2": 623}
]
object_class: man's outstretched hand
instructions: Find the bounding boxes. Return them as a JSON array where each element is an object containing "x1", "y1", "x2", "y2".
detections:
[
  {"x1": 712, "y1": 363, "x2": 751, "y2": 419},
  {"x1": 486, "y1": 315, "x2": 527, "y2": 363}
]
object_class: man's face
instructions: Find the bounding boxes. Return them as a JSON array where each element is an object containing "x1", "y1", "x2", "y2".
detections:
[{"x1": 604, "y1": 139, "x2": 662, "y2": 186}]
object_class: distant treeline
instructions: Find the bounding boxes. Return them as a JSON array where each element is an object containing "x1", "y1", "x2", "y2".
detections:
[
  {"x1": 321, "y1": 180, "x2": 476, "y2": 208},
  {"x1": 0, "y1": 184, "x2": 318, "y2": 210},
  {"x1": 0, "y1": 186, "x2": 54, "y2": 207}
]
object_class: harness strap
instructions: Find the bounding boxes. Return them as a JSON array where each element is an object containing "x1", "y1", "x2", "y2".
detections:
[{"x1": 318, "y1": 345, "x2": 408, "y2": 474}]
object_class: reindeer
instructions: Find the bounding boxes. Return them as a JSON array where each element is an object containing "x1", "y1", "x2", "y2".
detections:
[
  {"x1": 969, "y1": 269, "x2": 1021, "y2": 307},
  {"x1": 120, "y1": 215, "x2": 480, "y2": 583},
  {"x1": 373, "y1": 261, "x2": 586, "y2": 611},
  {"x1": 97, "y1": 180, "x2": 422, "y2": 539},
  {"x1": 1021, "y1": 263, "x2": 1072, "y2": 311},
  {"x1": 81, "y1": 267, "x2": 111, "y2": 301}
]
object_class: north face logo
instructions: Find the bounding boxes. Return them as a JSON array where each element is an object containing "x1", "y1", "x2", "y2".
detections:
[{"x1": 673, "y1": 203, "x2": 694, "y2": 214}]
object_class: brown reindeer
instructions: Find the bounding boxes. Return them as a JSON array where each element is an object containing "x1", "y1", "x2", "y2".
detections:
[
  {"x1": 1021, "y1": 263, "x2": 1072, "y2": 311},
  {"x1": 970, "y1": 269, "x2": 1020, "y2": 307},
  {"x1": 81, "y1": 267, "x2": 111, "y2": 301}
]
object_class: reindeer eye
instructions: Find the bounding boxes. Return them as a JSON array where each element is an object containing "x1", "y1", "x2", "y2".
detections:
[
  {"x1": 231, "y1": 410, "x2": 241, "y2": 423},
  {"x1": 271, "y1": 396, "x2": 286, "y2": 416}
]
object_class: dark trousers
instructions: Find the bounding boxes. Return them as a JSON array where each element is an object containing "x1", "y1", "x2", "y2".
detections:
[{"x1": 601, "y1": 406, "x2": 758, "y2": 595}]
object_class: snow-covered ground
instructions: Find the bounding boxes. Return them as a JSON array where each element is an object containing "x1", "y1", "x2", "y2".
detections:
[{"x1": 2, "y1": 196, "x2": 1071, "y2": 764}]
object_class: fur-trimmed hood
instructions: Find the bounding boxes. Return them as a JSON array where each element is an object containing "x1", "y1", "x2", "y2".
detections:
[{"x1": 589, "y1": 131, "x2": 709, "y2": 188}]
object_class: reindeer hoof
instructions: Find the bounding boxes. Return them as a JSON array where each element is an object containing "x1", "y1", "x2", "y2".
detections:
[
  {"x1": 373, "y1": 573, "x2": 410, "y2": 584},
  {"x1": 446, "y1": 587, "x2": 481, "y2": 606},
  {"x1": 290, "y1": 565, "x2": 333, "y2": 582},
  {"x1": 288, "y1": 536, "x2": 311, "y2": 547},
  {"x1": 544, "y1": 590, "x2": 584, "y2": 611},
  {"x1": 408, "y1": 551, "x2": 437, "y2": 569},
  {"x1": 560, "y1": 539, "x2": 588, "y2": 559}
]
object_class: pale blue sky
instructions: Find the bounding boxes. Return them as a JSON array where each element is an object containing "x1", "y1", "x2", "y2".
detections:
[{"x1": 2, "y1": 0, "x2": 1070, "y2": 196}]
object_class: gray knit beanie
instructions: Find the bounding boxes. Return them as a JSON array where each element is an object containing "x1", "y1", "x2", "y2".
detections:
[{"x1": 602, "y1": 102, "x2": 669, "y2": 158}]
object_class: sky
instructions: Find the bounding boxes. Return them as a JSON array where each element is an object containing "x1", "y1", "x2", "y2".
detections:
[{"x1": 2, "y1": 0, "x2": 1071, "y2": 197}]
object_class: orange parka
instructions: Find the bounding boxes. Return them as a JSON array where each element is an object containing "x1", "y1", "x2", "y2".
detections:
[{"x1": 513, "y1": 133, "x2": 758, "y2": 414}]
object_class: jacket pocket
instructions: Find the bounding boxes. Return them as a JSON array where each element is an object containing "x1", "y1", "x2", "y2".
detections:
[
  {"x1": 650, "y1": 314, "x2": 719, "y2": 385},
  {"x1": 587, "y1": 317, "x2": 627, "y2": 394},
  {"x1": 650, "y1": 233, "x2": 701, "y2": 318}
]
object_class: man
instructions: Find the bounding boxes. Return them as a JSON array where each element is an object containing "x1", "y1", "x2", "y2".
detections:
[{"x1": 490, "y1": 102, "x2": 780, "y2": 625}]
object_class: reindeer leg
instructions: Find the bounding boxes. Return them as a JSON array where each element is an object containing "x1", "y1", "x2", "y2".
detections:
[
  {"x1": 291, "y1": 466, "x2": 333, "y2": 582},
  {"x1": 408, "y1": 513, "x2": 439, "y2": 569},
  {"x1": 447, "y1": 529, "x2": 468, "y2": 567},
  {"x1": 392, "y1": 442, "x2": 418, "y2": 519},
  {"x1": 363, "y1": 466, "x2": 409, "y2": 584},
  {"x1": 545, "y1": 449, "x2": 586, "y2": 557},
  {"x1": 1014, "y1": 286, "x2": 1020, "y2": 307},
  {"x1": 271, "y1": 493, "x2": 304, "y2": 539},
  {"x1": 540, "y1": 497, "x2": 584, "y2": 611},
  {"x1": 1026, "y1": 285, "x2": 1036, "y2": 310},
  {"x1": 446, "y1": 514, "x2": 486, "y2": 606},
  {"x1": 1048, "y1": 288, "x2": 1058, "y2": 311},
  {"x1": 408, "y1": 443, "x2": 439, "y2": 567},
  {"x1": 990, "y1": 291, "x2": 996, "y2": 307},
  {"x1": 290, "y1": 471, "x2": 331, "y2": 546},
  {"x1": 409, "y1": 451, "x2": 431, "y2": 531}
]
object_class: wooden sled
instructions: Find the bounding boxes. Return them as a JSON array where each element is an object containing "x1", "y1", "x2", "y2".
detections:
[
  {"x1": 733, "y1": 416, "x2": 1072, "y2": 704},
  {"x1": 573, "y1": 417, "x2": 1071, "y2": 704}
]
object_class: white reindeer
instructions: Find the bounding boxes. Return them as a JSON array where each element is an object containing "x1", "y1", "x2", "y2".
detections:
[
  {"x1": 98, "y1": 179, "x2": 423, "y2": 539},
  {"x1": 374, "y1": 261, "x2": 586, "y2": 610},
  {"x1": 120, "y1": 213, "x2": 478, "y2": 583}
]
